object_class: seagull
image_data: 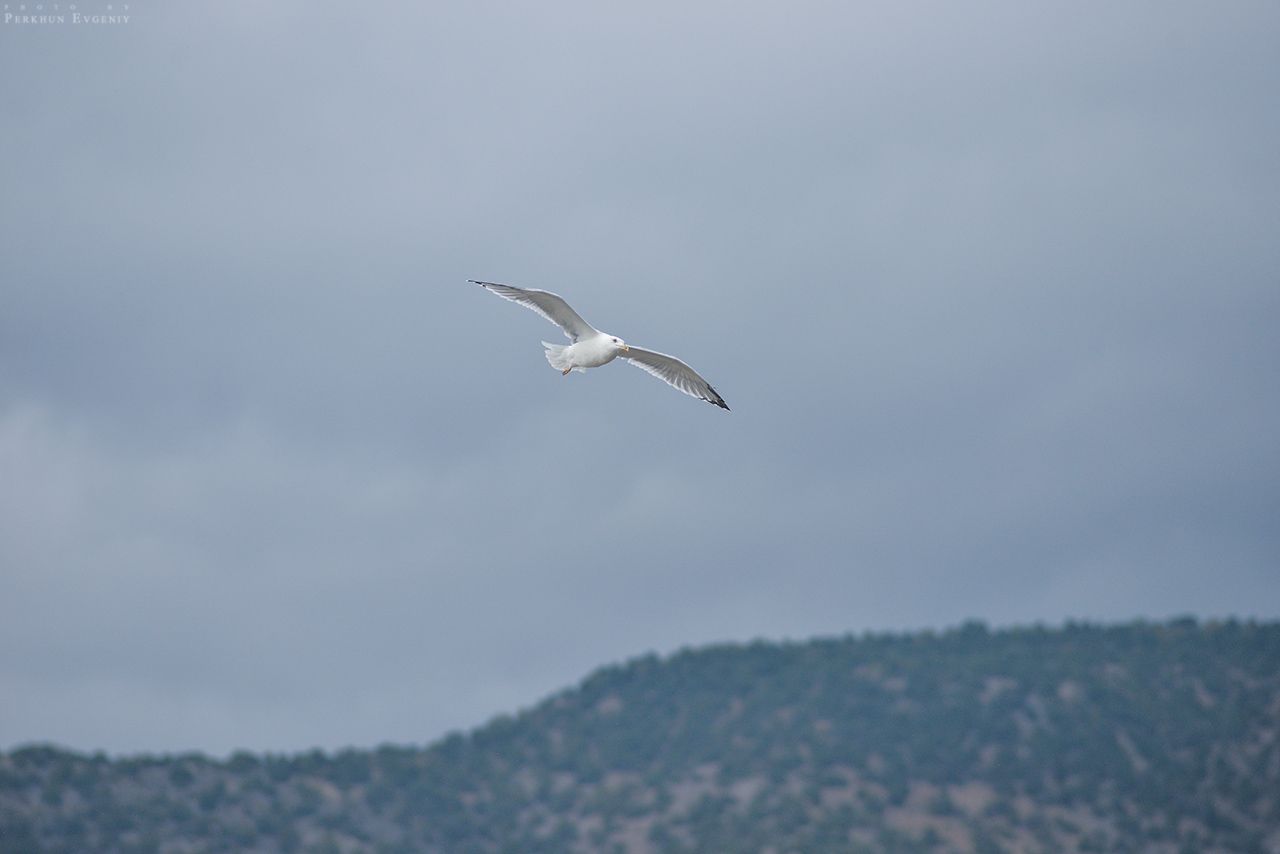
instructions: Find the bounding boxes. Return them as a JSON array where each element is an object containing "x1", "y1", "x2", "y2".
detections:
[{"x1": 471, "y1": 280, "x2": 729, "y2": 410}]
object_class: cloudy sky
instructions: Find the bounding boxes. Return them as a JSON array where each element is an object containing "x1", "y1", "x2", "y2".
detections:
[{"x1": 2, "y1": 1, "x2": 1277, "y2": 756}]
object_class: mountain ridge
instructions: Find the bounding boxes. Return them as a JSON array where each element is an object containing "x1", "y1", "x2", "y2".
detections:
[{"x1": 4, "y1": 618, "x2": 1278, "y2": 852}]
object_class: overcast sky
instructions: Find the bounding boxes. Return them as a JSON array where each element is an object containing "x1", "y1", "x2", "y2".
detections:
[{"x1": 2, "y1": 1, "x2": 1278, "y2": 756}]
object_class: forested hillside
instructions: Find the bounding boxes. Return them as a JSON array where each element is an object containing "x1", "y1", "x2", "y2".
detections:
[{"x1": 3, "y1": 619, "x2": 1278, "y2": 852}]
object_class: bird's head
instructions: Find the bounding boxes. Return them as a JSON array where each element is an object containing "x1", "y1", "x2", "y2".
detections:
[{"x1": 609, "y1": 336, "x2": 629, "y2": 353}]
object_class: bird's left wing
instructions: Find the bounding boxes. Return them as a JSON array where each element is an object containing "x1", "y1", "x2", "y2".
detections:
[
  {"x1": 471, "y1": 280, "x2": 598, "y2": 342},
  {"x1": 621, "y1": 346, "x2": 729, "y2": 410}
]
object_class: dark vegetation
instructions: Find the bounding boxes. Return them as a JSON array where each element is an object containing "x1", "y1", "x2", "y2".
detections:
[{"x1": 3, "y1": 619, "x2": 1278, "y2": 852}]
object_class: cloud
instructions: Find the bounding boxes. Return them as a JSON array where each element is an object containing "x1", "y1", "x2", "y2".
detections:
[{"x1": 1, "y1": 0, "x2": 1277, "y2": 755}]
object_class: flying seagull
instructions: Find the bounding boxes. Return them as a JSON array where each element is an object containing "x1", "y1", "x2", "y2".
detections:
[{"x1": 471, "y1": 280, "x2": 729, "y2": 410}]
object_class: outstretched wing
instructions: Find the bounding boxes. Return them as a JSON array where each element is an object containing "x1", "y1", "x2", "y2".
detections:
[
  {"x1": 621, "y1": 346, "x2": 729, "y2": 410},
  {"x1": 471, "y1": 280, "x2": 598, "y2": 342}
]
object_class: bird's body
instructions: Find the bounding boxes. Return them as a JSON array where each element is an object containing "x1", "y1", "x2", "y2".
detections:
[
  {"x1": 471, "y1": 280, "x2": 729, "y2": 410},
  {"x1": 543, "y1": 334, "x2": 623, "y2": 374}
]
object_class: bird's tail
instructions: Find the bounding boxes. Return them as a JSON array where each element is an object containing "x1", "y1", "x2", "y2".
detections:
[{"x1": 542, "y1": 341, "x2": 576, "y2": 373}]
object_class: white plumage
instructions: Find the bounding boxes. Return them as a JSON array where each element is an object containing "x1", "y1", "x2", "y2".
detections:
[{"x1": 472, "y1": 280, "x2": 729, "y2": 410}]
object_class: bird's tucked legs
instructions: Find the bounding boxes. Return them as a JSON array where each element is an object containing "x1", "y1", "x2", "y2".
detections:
[{"x1": 562, "y1": 368, "x2": 571, "y2": 376}]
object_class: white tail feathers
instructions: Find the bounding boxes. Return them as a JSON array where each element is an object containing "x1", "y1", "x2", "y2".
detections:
[{"x1": 541, "y1": 341, "x2": 580, "y2": 373}]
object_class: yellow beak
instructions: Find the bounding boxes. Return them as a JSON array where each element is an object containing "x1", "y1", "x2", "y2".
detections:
[{"x1": 622, "y1": 344, "x2": 630, "y2": 352}]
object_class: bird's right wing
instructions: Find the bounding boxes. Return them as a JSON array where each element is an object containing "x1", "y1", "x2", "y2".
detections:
[
  {"x1": 621, "y1": 346, "x2": 730, "y2": 410},
  {"x1": 471, "y1": 280, "x2": 598, "y2": 342}
]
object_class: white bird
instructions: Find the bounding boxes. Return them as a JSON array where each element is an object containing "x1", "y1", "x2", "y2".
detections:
[{"x1": 471, "y1": 280, "x2": 729, "y2": 410}]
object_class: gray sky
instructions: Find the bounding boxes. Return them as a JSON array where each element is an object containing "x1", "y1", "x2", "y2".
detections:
[{"x1": 2, "y1": 1, "x2": 1278, "y2": 756}]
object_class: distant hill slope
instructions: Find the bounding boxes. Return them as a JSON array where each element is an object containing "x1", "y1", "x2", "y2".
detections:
[{"x1": 3, "y1": 619, "x2": 1278, "y2": 853}]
